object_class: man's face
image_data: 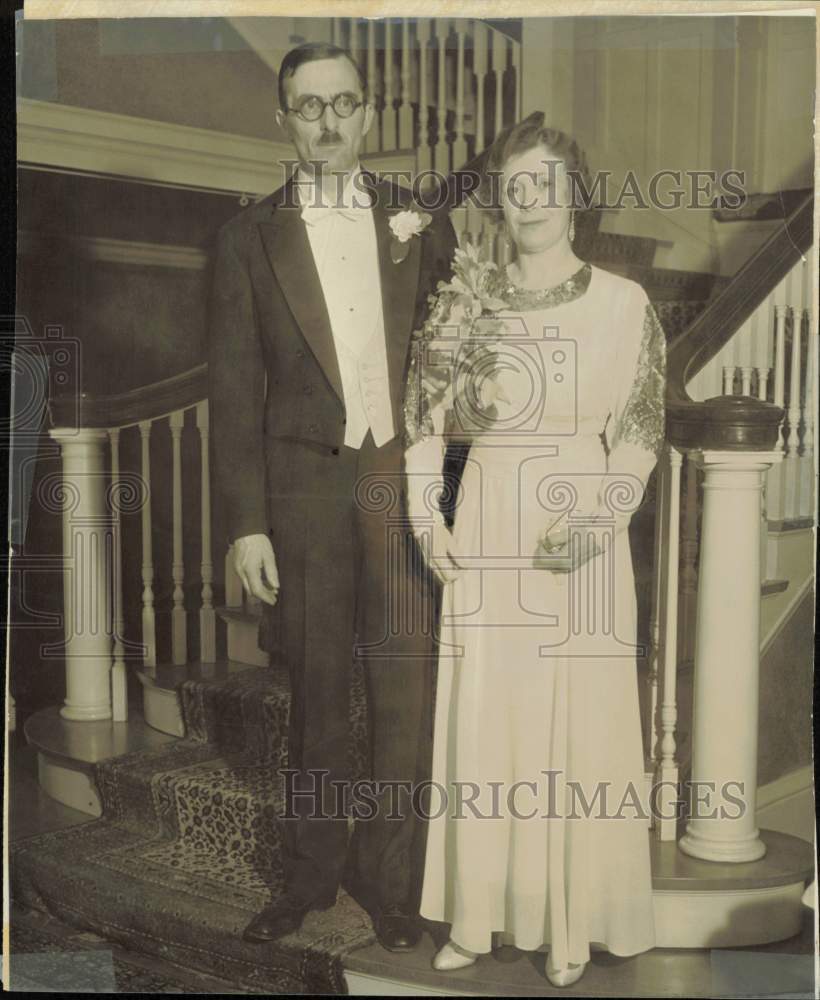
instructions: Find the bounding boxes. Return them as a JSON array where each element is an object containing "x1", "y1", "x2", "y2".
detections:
[{"x1": 276, "y1": 57, "x2": 374, "y2": 177}]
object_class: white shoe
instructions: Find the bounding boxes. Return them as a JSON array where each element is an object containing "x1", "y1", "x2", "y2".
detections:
[
  {"x1": 432, "y1": 940, "x2": 478, "y2": 971},
  {"x1": 545, "y1": 958, "x2": 587, "y2": 987}
]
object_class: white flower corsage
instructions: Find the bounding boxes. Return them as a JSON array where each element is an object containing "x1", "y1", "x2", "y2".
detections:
[{"x1": 389, "y1": 208, "x2": 432, "y2": 263}]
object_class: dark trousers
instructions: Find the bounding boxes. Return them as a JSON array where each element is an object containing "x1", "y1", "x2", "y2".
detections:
[{"x1": 261, "y1": 431, "x2": 435, "y2": 913}]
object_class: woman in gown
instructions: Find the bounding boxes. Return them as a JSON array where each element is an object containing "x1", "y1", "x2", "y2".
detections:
[{"x1": 403, "y1": 115, "x2": 666, "y2": 987}]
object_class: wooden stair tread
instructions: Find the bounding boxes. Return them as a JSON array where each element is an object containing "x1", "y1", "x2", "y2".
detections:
[
  {"x1": 762, "y1": 578, "x2": 790, "y2": 597},
  {"x1": 24, "y1": 705, "x2": 177, "y2": 768},
  {"x1": 137, "y1": 659, "x2": 265, "y2": 691},
  {"x1": 650, "y1": 829, "x2": 814, "y2": 891}
]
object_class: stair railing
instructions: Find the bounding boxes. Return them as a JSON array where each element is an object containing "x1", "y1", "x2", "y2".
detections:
[
  {"x1": 332, "y1": 17, "x2": 521, "y2": 175},
  {"x1": 47, "y1": 364, "x2": 211, "y2": 723},
  {"x1": 647, "y1": 192, "x2": 814, "y2": 854}
]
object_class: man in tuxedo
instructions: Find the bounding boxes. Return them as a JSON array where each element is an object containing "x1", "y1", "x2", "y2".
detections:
[{"x1": 208, "y1": 42, "x2": 457, "y2": 950}]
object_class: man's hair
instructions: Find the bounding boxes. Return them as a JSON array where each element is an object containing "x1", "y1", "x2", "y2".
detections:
[{"x1": 278, "y1": 42, "x2": 367, "y2": 110}]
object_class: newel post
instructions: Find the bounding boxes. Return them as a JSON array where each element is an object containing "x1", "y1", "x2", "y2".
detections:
[
  {"x1": 48, "y1": 427, "x2": 113, "y2": 721},
  {"x1": 667, "y1": 395, "x2": 783, "y2": 863}
]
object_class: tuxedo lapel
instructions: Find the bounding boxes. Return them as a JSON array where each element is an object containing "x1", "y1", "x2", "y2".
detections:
[
  {"x1": 370, "y1": 177, "x2": 423, "y2": 422},
  {"x1": 257, "y1": 181, "x2": 343, "y2": 402}
]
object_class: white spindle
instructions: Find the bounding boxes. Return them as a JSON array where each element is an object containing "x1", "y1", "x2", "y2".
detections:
[
  {"x1": 170, "y1": 409, "x2": 187, "y2": 665},
  {"x1": 108, "y1": 427, "x2": 127, "y2": 721},
  {"x1": 350, "y1": 17, "x2": 359, "y2": 68},
  {"x1": 492, "y1": 29, "x2": 504, "y2": 140},
  {"x1": 138, "y1": 419, "x2": 156, "y2": 670},
  {"x1": 773, "y1": 304, "x2": 788, "y2": 445},
  {"x1": 418, "y1": 20, "x2": 432, "y2": 172},
  {"x1": 383, "y1": 19, "x2": 397, "y2": 151},
  {"x1": 647, "y1": 449, "x2": 668, "y2": 791},
  {"x1": 398, "y1": 19, "x2": 412, "y2": 148},
  {"x1": 364, "y1": 20, "x2": 377, "y2": 154},
  {"x1": 656, "y1": 447, "x2": 682, "y2": 841},
  {"x1": 511, "y1": 33, "x2": 521, "y2": 120},
  {"x1": 474, "y1": 21, "x2": 488, "y2": 153},
  {"x1": 679, "y1": 453, "x2": 699, "y2": 667},
  {"x1": 453, "y1": 21, "x2": 468, "y2": 168},
  {"x1": 722, "y1": 365, "x2": 735, "y2": 395},
  {"x1": 197, "y1": 401, "x2": 216, "y2": 663},
  {"x1": 435, "y1": 20, "x2": 449, "y2": 173},
  {"x1": 787, "y1": 307, "x2": 802, "y2": 459}
]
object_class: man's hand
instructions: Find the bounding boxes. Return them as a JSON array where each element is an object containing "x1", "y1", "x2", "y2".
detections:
[
  {"x1": 233, "y1": 533, "x2": 280, "y2": 605},
  {"x1": 422, "y1": 523, "x2": 462, "y2": 585}
]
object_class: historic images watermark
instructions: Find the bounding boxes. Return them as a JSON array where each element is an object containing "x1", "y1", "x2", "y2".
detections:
[
  {"x1": 279, "y1": 770, "x2": 749, "y2": 824},
  {"x1": 280, "y1": 157, "x2": 748, "y2": 213}
]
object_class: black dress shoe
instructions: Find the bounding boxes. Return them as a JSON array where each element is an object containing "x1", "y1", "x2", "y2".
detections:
[
  {"x1": 242, "y1": 892, "x2": 336, "y2": 943},
  {"x1": 375, "y1": 906, "x2": 422, "y2": 952}
]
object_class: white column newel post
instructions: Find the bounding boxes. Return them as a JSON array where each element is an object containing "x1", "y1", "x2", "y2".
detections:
[
  {"x1": 50, "y1": 428, "x2": 113, "y2": 722},
  {"x1": 678, "y1": 448, "x2": 783, "y2": 863}
]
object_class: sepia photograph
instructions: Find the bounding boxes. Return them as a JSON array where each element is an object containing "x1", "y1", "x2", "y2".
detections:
[{"x1": 4, "y1": 2, "x2": 817, "y2": 995}]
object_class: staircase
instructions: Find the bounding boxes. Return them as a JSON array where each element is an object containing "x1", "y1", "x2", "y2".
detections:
[{"x1": 9, "y1": 16, "x2": 816, "y2": 995}]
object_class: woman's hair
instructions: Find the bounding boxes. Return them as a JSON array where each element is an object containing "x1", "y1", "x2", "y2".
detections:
[{"x1": 477, "y1": 111, "x2": 595, "y2": 225}]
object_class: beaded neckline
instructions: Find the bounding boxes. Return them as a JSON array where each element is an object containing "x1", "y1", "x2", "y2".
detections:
[{"x1": 489, "y1": 262, "x2": 593, "y2": 311}]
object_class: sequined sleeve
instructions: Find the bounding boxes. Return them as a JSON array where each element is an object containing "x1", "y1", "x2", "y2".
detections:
[
  {"x1": 403, "y1": 337, "x2": 435, "y2": 448},
  {"x1": 611, "y1": 302, "x2": 666, "y2": 456}
]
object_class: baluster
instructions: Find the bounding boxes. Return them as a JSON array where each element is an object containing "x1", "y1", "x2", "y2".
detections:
[
  {"x1": 646, "y1": 447, "x2": 668, "y2": 809},
  {"x1": 331, "y1": 17, "x2": 343, "y2": 46},
  {"x1": 722, "y1": 365, "x2": 735, "y2": 395},
  {"x1": 751, "y1": 302, "x2": 771, "y2": 400},
  {"x1": 474, "y1": 21, "x2": 488, "y2": 153},
  {"x1": 109, "y1": 427, "x2": 127, "y2": 721},
  {"x1": 363, "y1": 20, "x2": 377, "y2": 154},
  {"x1": 800, "y1": 252, "x2": 816, "y2": 518},
  {"x1": 169, "y1": 410, "x2": 187, "y2": 665},
  {"x1": 350, "y1": 17, "x2": 360, "y2": 70},
  {"x1": 138, "y1": 420, "x2": 156, "y2": 671},
  {"x1": 786, "y1": 306, "x2": 802, "y2": 460},
  {"x1": 773, "y1": 303, "x2": 788, "y2": 444},
  {"x1": 398, "y1": 19, "x2": 413, "y2": 148},
  {"x1": 382, "y1": 19, "x2": 397, "y2": 151},
  {"x1": 511, "y1": 33, "x2": 521, "y2": 121},
  {"x1": 417, "y1": 19, "x2": 432, "y2": 172},
  {"x1": 679, "y1": 452, "x2": 699, "y2": 668},
  {"x1": 655, "y1": 447, "x2": 682, "y2": 841},
  {"x1": 196, "y1": 401, "x2": 216, "y2": 663},
  {"x1": 453, "y1": 20, "x2": 468, "y2": 169},
  {"x1": 738, "y1": 316, "x2": 753, "y2": 396},
  {"x1": 435, "y1": 20, "x2": 449, "y2": 173},
  {"x1": 492, "y1": 30, "x2": 504, "y2": 141}
]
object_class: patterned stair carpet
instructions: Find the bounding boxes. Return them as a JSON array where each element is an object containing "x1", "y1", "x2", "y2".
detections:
[{"x1": 11, "y1": 664, "x2": 376, "y2": 995}]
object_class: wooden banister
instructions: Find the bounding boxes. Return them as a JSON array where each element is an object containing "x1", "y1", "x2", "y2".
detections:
[
  {"x1": 49, "y1": 362, "x2": 208, "y2": 429},
  {"x1": 667, "y1": 193, "x2": 813, "y2": 403}
]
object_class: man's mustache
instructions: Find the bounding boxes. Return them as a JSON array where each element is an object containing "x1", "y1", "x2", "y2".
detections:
[{"x1": 317, "y1": 131, "x2": 344, "y2": 145}]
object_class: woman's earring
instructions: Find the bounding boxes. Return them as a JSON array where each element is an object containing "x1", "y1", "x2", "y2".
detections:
[{"x1": 568, "y1": 212, "x2": 576, "y2": 244}]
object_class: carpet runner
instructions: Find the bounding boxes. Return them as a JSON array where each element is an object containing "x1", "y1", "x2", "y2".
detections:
[{"x1": 11, "y1": 663, "x2": 375, "y2": 994}]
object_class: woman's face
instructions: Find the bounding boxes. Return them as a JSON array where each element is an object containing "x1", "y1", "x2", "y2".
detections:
[{"x1": 501, "y1": 144, "x2": 573, "y2": 255}]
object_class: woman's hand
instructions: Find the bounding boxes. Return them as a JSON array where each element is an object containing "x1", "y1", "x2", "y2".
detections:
[
  {"x1": 534, "y1": 523, "x2": 601, "y2": 574},
  {"x1": 422, "y1": 522, "x2": 463, "y2": 584}
]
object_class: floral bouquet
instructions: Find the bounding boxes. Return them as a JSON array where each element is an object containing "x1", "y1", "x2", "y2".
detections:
[{"x1": 406, "y1": 242, "x2": 513, "y2": 444}]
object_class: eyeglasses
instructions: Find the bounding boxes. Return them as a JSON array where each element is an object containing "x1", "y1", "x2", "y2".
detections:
[{"x1": 285, "y1": 92, "x2": 364, "y2": 122}]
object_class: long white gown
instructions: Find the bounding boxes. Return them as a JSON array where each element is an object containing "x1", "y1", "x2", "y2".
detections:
[{"x1": 404, "y1": 262, "x2": 666, "y2": 966}]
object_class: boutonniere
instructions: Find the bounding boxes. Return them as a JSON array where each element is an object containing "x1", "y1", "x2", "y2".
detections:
[{"x1": 389, "y1": 208, "x2": 432, "y2": 264}]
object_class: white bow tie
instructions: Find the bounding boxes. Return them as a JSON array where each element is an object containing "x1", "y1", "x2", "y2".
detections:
[{"x1": 301, "y1": 203, "x2": 369, "y2": 226}]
